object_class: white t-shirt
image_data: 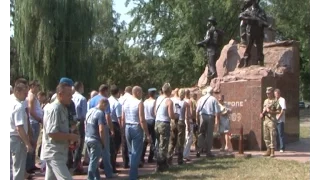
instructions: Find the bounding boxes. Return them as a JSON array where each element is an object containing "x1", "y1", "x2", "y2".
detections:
[
  {"x1": 119, "y1": 93, "x2": 132, "y2": 106},
  {"x1": 277, "y1": 97, "x2": 286, "y2": 123},
  {"x1": 10, "y1": 95, "x2": 29, "y2": 136},
  {"x1": 144, "y1": 99, "x2": 156, "y2": 120}
]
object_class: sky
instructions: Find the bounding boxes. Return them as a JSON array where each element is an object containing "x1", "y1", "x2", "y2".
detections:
[{"x1": 113, "y1": 0, "x2": 134, "y2": 24}]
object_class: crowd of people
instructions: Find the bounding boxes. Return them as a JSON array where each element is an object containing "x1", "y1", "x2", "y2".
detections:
[{"x1": 10, "y1": 77, "x2": 286, "y2": 180}]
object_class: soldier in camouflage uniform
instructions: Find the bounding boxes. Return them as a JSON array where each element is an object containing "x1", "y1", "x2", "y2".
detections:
[
  {"x1": 260, "y1": 87, "x2": 281, "y2": 157},
  {"x1": 167, "y1": 89, "x2": 190, "y2": 165},
  {"x1": 154, "y1": 83, "x2": 175, "y2": 172},
  {"x1": 197, "y1": 16, "x2": 223, "y2": 81},
  {"x1": 238, "y1": 0, "x2": 271, "y2": 68}
]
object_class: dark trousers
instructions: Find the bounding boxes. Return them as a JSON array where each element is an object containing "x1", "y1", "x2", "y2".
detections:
[
  {"x1": 73, "y1": 120, "x2": 85, "y2": 170},
  {"x1": 121, "y1": 125, "x2": 129, "y2": 167},
  {"x1": 110, "y1": 122, "x2": 121, "y2": 171},
  {"x1": 141, "y1": 120, "x2": 156, "y2": 162},
  {"x1": 67, "y1": 150, "x2": 73, "y2": 169}
]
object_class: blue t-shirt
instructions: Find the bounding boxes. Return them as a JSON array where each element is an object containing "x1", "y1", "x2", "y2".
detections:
[
  {"x1": 88, "y1": 94, "x2": 111, "y2": 114},
  {"x1": 85, "y1": 107, "x2": 106, "y2": 142}
]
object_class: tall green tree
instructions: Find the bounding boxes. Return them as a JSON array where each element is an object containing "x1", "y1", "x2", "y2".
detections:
[
  {"x1": 13, "y1": 0, "x2": 96, "y2": 91},
  {"x1": 263, "y1": 0, "x2": 310, "y2": 100},
  {"x1": 125, "y1": 0, "x2": 243, "y2": 88}
]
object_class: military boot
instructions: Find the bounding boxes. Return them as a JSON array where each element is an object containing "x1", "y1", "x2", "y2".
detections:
[
  {"x1": 269, "y1": 148, "x2": 275, "y2": 158},
  {"x1": 258, "y1": 60, "x2": 264, "y2": 66},
  {"x1": 238, "y1": 55, "x2": 250, "y2": 68},
  {"x1": 154, "y1": 160, "x2": 163, "y2": 173},
  {"x1": 263, "y1": 148, "x2": 271, "y2": 156},
  {"x1": 167, "y1": 156, "x2": 173, "y2": 165},
  {"x1": 177, "y1": 152, "x2": 184, "y2": 165},
  {"x1": 244, "y1": 58, "x2": 249, "y2": 67}
]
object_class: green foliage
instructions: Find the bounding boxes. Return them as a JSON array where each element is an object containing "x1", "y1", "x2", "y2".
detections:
[
  {"x1": 262, "y1": 0, "x2": 310, "y2": 100},
  {"x1": 10, "y1": 0, "x2": 310, "y2": 99},
  {"x1": 13, "y1": 0, "x2": 96, "y2": 91}
]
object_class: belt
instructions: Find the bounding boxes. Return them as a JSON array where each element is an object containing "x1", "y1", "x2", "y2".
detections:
[
  {"x1": 201, "y1": 114, "x2": 214, "y2": 116},
  {"x1": 156, "y1": 120, "x2": 170, "y2": 124},
  {"x1": 126, "y1": 123, "x2": 139, "y2": 125}
]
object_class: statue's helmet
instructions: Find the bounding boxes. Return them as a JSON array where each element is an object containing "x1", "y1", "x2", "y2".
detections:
[{"x1": 207, "y1": 16, "x2": 217, "y2": 25}]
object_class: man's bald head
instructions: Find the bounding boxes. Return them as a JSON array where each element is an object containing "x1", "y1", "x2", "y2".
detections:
[
  {"x1": 132, "y1": 86, "x2": 142, "y2": 99},
  {"x1": 125, "y1": 86, "x2": 133, "y2": 94},
  {"x1": 90, "y1": 90, "x2": 98, "y2": 99}
]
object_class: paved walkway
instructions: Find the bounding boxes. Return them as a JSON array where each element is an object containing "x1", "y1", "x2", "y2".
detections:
[
  {"x1": 32, "y1": 138, "x2": 310, "y2": 180},
  {"x1": 250, "y1": 138, "x2": 310, "y2": 163}
]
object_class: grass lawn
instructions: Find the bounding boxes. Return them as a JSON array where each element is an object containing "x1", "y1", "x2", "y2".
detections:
[
  {"x1": 140, "y1": 157, "x2": 310, "y2": 180},
  {"x1": 140, "y1": 124, "x2": 310, "y2": 180}
]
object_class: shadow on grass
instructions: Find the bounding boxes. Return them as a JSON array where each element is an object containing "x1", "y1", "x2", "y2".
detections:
[{"x1": 139, "y1": 157, "x2": 240, "y2": 179}]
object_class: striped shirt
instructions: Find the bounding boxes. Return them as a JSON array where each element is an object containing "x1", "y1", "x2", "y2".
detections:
[{"x1": 123, "y1": 96, "x2": 141, "y2": 124}]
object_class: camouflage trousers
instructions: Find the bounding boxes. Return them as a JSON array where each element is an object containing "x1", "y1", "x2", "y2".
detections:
[
  {"x1": 168, "y1": 119, "x2": 186, "y2": 164},
  {"x1": 154, "y1": 121, "x2": 170, "y2": 169},
  {"x1": 263, "y1": 119, "x2": 276, "y2": 149}
]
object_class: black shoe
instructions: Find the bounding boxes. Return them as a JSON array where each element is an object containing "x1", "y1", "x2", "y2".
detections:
[
  {"x1": 113, "y1": 169, "x2": 121, "y2": 173},
  {"x1": 99, "y1": 162, "x2": 104, "y2": 169},
  {"x1": 139, "y1": 162, "x2": 144, "y2": 168},
  {"x1": 147, "y1": 158, "x2": 154, "y2": 163},
  {"x1": 26, "y1": 170, "x2": 35, "y2": 174},
  {"x1": 123, "y1": 164, "x2": 129, "y2": 169},
  {"x1": 206, "y1": 153, "x2": 215, "y2": 158},
  {"x1": 73, "y1": 169, "x2": 86, "y2": 175},
  {"x1": 31, "y1": 167, "x2": 40, "y2": 171},
  {"x1": 82, "y1": 161, "x2": 89, "y2": 166},
  {"x1": 196, "y1": 152, "x2": 200, "y2": 158}
]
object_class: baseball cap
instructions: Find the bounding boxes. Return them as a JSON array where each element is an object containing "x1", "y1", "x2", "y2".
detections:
[{"x1": 148, "y1": 88, "x2": 157, "y2": 92}]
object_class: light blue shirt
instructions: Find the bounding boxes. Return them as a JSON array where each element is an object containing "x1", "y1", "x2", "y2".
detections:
[
  {"x1": 196, "y1": 94, "x2": 221, "y2": 116},
  {"x1": 108, "y1": 96, "x2": 122, "y2": 123},
  {"x1": 72, "y1": 91, "x2": 87, "y2": 120}
]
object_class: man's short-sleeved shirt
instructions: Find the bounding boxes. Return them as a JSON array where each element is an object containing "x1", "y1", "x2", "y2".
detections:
[
  {"x1": 40, "y1": 100, "x2": 69, "y2": 161},
  {"x1": 108, "y1": 96, "x2": 122, "y2": 123},
  {"x1": 85, "y1": 107, "x2": 106, "y2": 142},
  {"x1": 72, "y1": 91, "x2": 87, "y2": 120},
  {"x1": 88, "y1": 94, "x2": 110, "y2": 114},
  {"x1": 10, "y1": 95, "x2": 28, "y2": 136},
  {"x1": 196, "y1": 94, "x2": 221, "y2": 116},
  {"x1": 277, "y1": 97, "x2": 286, "y2": 123},
  {"x1": 119, "y1": 93, "x2": 132, "y2": 106}
]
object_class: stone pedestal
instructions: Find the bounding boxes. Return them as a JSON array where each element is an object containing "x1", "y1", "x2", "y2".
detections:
[{"x1": 195, "y1": 40, "x2": 300, "y2": 151}]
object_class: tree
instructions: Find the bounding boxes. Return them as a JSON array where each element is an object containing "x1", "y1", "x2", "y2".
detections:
[
  {"x1": 125, "y1": 0, "x2": 243, "y2": 87},
  {"x1": 263, "y1": 0, "x2": 310, "y2": 100},
  {"x1": 13, "y1": 0, "x2": 96, "y2": 91}
]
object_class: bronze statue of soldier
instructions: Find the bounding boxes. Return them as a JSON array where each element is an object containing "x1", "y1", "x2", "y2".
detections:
[
  {"x1": 238, "y1": 0, "x2": 272, "y2": 68},
  {"x1": 197, "y1": 16, "x2": 223, "y2": 82},
  {"x1": 240, "y1": 0, "x2": 254, "y2": 45}
]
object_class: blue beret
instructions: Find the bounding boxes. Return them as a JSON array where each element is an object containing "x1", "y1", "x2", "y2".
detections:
[
  {"x1": 59, "y1": 77, "x2": 74, "y2": 86},
  {"x1": 148, "y1": 88, "x2": 157, "y2": 92}
]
